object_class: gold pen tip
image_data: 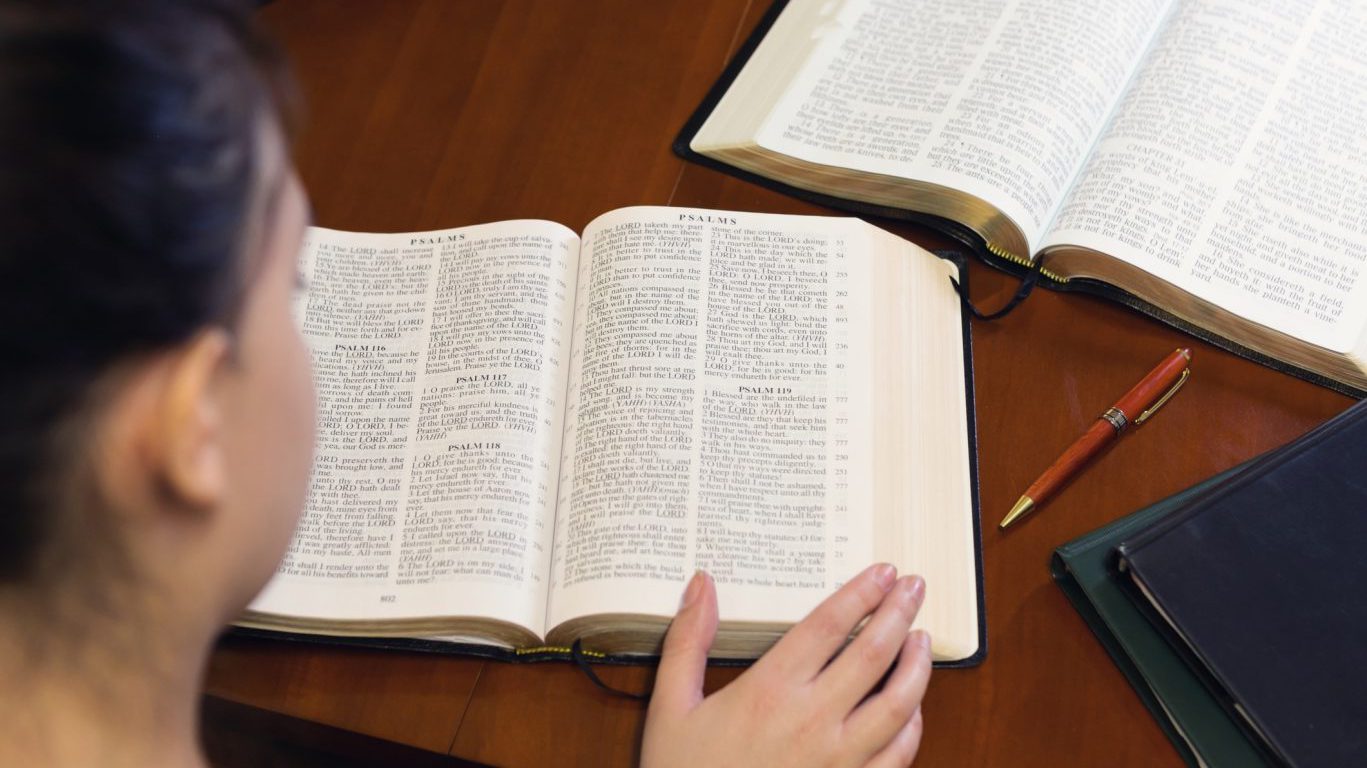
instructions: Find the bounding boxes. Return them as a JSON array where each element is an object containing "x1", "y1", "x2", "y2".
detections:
[{"x1": 998, "y1": 497, "x2": 1035, "y2": 529}]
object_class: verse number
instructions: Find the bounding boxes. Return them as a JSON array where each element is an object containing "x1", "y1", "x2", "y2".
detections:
[{"x1": 380, "y1": 595, "x2": 397, "y2": 604}]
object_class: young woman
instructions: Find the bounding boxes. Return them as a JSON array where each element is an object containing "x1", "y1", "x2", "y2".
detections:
[{"x1": 0, "y1": 2, "x2": 932, "y2": 766}]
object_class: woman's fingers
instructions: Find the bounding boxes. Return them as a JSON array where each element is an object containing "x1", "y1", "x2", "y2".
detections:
[
  {"x1": 650, "y1": 571, "x2": 719, "y2": 718},
  {"x1": 844, "y1": 628, "x2": 933, "y2": 758},
  {"x1": 818, "y1": 575, "x2": 925, "y2": 711},
  {"x1": 863, "y1": 705, "x2": 924, "y2": 768},
  {"x1": 752, "y1": 563, "x2": 898, "y2": 683},
  {"x1": 641, "y1": 565, "x2": 932, "y2": 768}
]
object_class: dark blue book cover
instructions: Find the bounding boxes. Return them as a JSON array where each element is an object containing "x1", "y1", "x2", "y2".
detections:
[{"x1": 1118, "y1": 399, "x2": 1367, "y2": 768}]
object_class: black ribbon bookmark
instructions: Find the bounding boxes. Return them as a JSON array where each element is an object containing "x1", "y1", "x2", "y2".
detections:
[
  {"x1": 571, "y1": 639, "x2": 653, "y2": 702},
  {"x1": 948, "y1": 250, "x2": 1048, "y2": 321}
]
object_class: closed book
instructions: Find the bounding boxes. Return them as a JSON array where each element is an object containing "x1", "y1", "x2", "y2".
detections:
[
  {"x1": 1117, "y1": 399, "x2": 1367, "y2": 767},
  {"x1": 1052, "y1": 463, "x2": 1270, "y2": 767}
]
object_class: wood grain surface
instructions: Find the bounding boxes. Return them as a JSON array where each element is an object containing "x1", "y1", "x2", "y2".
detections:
[{"x1": 204, "y1": 2, "x2": 1356, "y2": 765}]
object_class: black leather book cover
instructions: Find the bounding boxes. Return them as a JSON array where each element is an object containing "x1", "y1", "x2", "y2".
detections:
[{"x1": 1117, "y1": 399, "x2": 1367, "y2": 767}]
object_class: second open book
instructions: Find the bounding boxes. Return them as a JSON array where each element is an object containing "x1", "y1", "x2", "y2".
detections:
[
  {"x1": 686, "y1": 0, "x2": 1367, "y2": 393},
  {"x1": 242, "y1": 206, "x2": 983, "y2": 664}
]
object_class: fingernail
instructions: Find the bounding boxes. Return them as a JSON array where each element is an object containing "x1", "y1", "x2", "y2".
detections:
[
  {"x1": 681, "y1": 570, "x2": 706, "y2": 609},
  {"x1": 871, "y1": 563, "x2": 896, "y2": 590},
  {"x1": 904, "y1": 575, "x2": 925, "y2": 605},
  {"x1": 913, "y1": 630, "x2": 931, "y2": 651}
]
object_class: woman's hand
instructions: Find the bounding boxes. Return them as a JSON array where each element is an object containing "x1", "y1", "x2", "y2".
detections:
[{"x1": 641, "y1": 564, "x2": 932, "y2": 768}]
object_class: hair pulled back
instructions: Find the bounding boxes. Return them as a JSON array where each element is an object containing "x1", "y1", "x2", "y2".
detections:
[{"x1": 0, "y1": 0, "x2": 291, "y2": 581}]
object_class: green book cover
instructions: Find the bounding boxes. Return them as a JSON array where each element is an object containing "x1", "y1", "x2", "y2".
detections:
[{"x1": 1051, "y1": 465, "x2": 1270, "y2": 767}]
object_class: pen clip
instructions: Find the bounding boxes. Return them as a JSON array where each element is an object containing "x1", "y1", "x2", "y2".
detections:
[{"x1": 1135, "y1": 368, "x2": 1189, "y2": 425}]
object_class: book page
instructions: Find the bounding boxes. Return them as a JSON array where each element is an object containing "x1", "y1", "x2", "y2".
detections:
[
  {"x1": 545, "y1": 207, "x2": 878, "y2": 631},
  {"x1": 1043, "y1": 0, "x2": 1367, "y2": 353},
  {"x1": 754, "y1": 0, "x2": 1173, "y2": 253},
  {"x1": 248, "y1": 221, "x2": 579, "y2": 639}
]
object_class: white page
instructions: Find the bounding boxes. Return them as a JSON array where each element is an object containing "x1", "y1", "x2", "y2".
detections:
[
  {"x1": 755, "y1": 0, "x2": 1173, "y2": 252},
  {"x1": 545, "y1": 207, "x2": 876, "y2": 630},
  {"x1": 250, "y1": 221, "x2": 579, "y2": 638},
  {"x1": 1044, "y1": 0, "x2": 1367, "y2": 352}
]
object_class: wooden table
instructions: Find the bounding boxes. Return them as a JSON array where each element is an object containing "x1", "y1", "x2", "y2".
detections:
[{"x1": 205, "y1": 2, "x2": 1356, "y2": 765}]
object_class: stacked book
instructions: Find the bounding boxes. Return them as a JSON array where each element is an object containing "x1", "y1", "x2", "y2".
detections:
[{"x1": 1054, "y1": 399, "x2": 1367, "y2": 767}]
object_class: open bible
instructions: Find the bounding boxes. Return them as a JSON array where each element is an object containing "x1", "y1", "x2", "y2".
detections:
[
  {"x1": 240, "y1": 206, "x2": 984, "y2": 665},
  {"x1": 682, "y1": 0, "x2": 1367, "y2": 394}
]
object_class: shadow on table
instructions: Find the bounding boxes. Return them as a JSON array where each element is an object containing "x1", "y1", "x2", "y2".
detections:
[{"x1": 202, "y1": 695, "x2": 491, "y2": 768}]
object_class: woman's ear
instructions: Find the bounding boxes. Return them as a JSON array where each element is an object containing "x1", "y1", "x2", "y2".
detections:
[{"x1": 150, "y1": 329, "x2": 233, "y2": 511}]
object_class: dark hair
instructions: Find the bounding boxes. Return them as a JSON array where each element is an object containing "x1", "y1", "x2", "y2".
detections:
[{"x1": 0, "y1": 0, "x2": 292, "y2": 581}]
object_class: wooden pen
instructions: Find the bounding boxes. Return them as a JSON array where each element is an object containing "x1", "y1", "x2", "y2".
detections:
[{"x1": 999, "y1": 348, "x2": 1191, "y2": 529}]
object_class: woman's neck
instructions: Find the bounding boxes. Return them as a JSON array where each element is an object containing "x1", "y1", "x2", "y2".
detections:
[{"x1": 0, "y1": 588, "x2": 214, "y2": 768}]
